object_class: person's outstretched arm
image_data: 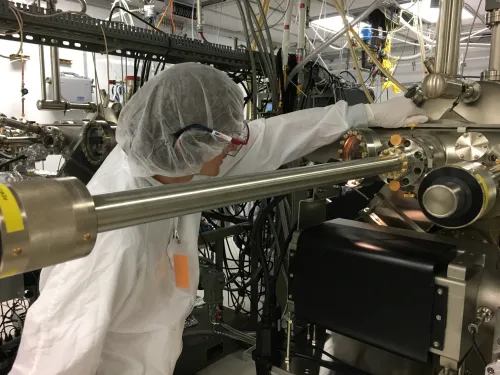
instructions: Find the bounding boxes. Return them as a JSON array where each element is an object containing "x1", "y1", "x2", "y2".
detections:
[{"x1": 221, "y1": 97, "x2": 427, "y2": 176}]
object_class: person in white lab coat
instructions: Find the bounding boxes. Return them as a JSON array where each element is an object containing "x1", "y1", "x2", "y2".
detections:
[{"x1": 10, "y1": 63, "x2": 427, "y2": 375}]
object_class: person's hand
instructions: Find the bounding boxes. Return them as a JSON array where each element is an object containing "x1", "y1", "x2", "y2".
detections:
[{"x1": 365, "y1": 97, "x2": 428, "y2": 128}]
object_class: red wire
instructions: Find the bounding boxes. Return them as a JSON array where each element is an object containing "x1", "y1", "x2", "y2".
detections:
[{"x1": 200, "y1": 32, "x2": 207, "y2": 42}]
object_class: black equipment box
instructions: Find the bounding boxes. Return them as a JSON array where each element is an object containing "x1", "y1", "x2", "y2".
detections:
[{"x1": 289, "y1": 220, "x2": 456, "y2": 363}]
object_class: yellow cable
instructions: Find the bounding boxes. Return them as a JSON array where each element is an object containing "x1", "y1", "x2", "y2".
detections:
[{"x1": 251, "y1": 0, "x2": 270, "y2": 50}]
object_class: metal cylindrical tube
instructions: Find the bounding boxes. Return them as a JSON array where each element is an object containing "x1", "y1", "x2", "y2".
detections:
[
  {"x1": 489, "y1": 22, "x2": 500, "y2": 72},
  {"x1": 281, "y1": 0, "x2": 295, "y2": 62},
  {"x1": 0, "y1": 178, "x2": 97, "y2": 278},
  {"x1": 296, "y1": 0, "x2": 306, "y2": 59},
  {"x1": 288, "y1": 0, "x2": 382, "y2": 82},
  {"x1": 0, "y1": 136, "x2": 40, "y2": 148},
  {"x1": 39, "y1": 46, "x2": 46, "y2": 101},
  {"x1": 36, "y1": 100, "x2": 96, "y2": 112},
  {"x1": 435, "y1": 0, "x2": 463, "y2": 77},
  {"x1": 36, "y1": 100, "x2": 66, "y2": 111},
  {"x1": 196, "y1": 0, "x2": 203, "y2": 32},
  {"x1": 0, "y1": 117, "x2": 42, "y2": 134},
  {"x1": 66, "y1": 102, "x2": 97, "y2": 111},
  {"x1": 0, "y1": 156, "x2": 401, "y2": 277},
  {"x1": 94, "y1": 155, "x2": 402, "y2": 232},
  {"x1": 50, "y1": 47, "x2": 61, "y2": 102}
]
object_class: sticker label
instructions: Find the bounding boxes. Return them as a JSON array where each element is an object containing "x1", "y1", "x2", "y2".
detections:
[
  {"x1": 0, "y1": 269, "x2": 18, "y2": 278},
  {"x1": 173, "y1": 254, "x2": 190, "y2": 289},
  {"x1": 0, "y1": 184, "x2": 24, "y2": 233}
]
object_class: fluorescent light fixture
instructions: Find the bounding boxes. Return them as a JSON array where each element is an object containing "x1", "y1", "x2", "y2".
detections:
[
  {"x1": 311, "y1": 15, "x2": 370, "y2": 33},
  {"x1": 399, "y1": 0, "x2": 473, "y2": 23}
]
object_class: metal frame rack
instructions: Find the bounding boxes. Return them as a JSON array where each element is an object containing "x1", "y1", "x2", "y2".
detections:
[{"x1": 0, "y1": 0, "x2": 257, "y2": 71}]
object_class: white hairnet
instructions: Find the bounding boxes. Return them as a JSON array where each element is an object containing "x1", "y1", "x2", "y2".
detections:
[{"x1": 116, "y1": 63, "x2": 244, "y2": 177}]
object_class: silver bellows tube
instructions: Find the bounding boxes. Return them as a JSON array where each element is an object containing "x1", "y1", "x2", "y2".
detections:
[
  {"x1": 0, "y1": 155, "x2": 401, "y2": 277},
  {"x1": 94, "y1": 155, "x2": 402, "y2": 232}
]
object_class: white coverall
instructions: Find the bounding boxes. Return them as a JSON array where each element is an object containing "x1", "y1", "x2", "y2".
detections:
[{"x1": 10, "y1": 62, "x2": 426, "y2": 375}]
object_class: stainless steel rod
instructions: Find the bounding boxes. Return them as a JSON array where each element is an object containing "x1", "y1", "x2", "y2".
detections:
[
  {"x1": 490, "y1": 23, "x2": 500, "y2": 72},
  {"x1": 50, "y1": 47, "x2": 61, "y2": 102},
  {"x1": 39, "y1": 46, "x2": 46, "y2": 101},
  {"x1": 94, "y1": 155, "x2": 402, "y2": 232}
]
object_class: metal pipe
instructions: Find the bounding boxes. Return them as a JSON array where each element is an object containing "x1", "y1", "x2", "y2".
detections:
[
  {"x1": 0, "y1": 117, "x2": 42, "y2": 134},
  {"x1": 39, "y1": 46, "x2": 46, "y2": 101},
  {"x1": 489, "y1": 22, "x2": 500, "y2": 72},
  {"x1": 50, "y1": 47, "x2": 61, "y2": 102},
  {"x1": 281, "y1": 0, "x2": 295, "y2": 63},
  {"x1": 288, "y1": 0, "x2": 382, "y2": 83},
  {"x1": 196, "y1": 0, "x2": 203, "y2": 32},
  {"x1": 94, "y1": 155, "x2": 402, "y2": 232},
  {"x1": 435, "y1": 0, "x2": 464, "y2": 77},
  {"x1": 36, "y1": 100, "x2": 97, "y2": 112},
  {"x1": 296, "y1": 0, "x2": 306, "y2": 60}
]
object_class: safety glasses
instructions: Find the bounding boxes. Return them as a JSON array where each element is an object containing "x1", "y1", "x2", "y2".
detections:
[{"x1": 172, "y1": 121, "x2": 250, "y2": 157}]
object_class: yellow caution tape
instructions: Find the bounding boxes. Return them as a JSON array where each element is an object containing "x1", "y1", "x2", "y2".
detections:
[{"x1": 0, "y1": 184, "x2": 24, "y2": 233}]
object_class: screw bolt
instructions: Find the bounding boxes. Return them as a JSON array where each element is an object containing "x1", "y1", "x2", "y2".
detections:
[
  {"x1": 433, "y1": 341, "x2": 440, "y2": 348},
  {"x1": 436, "y1": 315, "x2": 442, "y2": 321},
  {"x1": 437, "y1": 289, "x2": 443, "y2": 295},
  {"x1": 455, "y1": 144, "x2": 460, "y2": 148},
  {"x1": 12, "y1": 248, "x2": 22, "y2": 256},
  {"x1": 83, "y1": 233, "x2": 91, "y2": 241},
  {"x1": 474, "y1": 155, "x2": 480, "y2": 160},
  {"x1": 459, "y1": 154, "x2": 465, "y2": 159},
  {"x1": 463, "y1": 133, "x2": 469, "y2": 138},
  {"x1": 487, "y1": 368, "x2": 495, "y2": 374}
]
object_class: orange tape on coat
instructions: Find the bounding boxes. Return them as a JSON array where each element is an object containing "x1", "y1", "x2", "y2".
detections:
[{"x1": 173, "y1": 254, "x2": 190, "y2": 289}]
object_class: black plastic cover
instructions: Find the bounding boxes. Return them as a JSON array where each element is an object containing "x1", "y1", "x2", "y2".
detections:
[{"x1": 289, "y1": 220, "x2": 456, "y2": 363}]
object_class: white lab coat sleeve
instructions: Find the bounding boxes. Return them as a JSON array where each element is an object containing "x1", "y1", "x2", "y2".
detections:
[
  {"x1": 10, "y1": 228, "x2": 141, "y2": 375},
  {"x1": 220, "y1": 101, "x2": 367, "y2": 176}
]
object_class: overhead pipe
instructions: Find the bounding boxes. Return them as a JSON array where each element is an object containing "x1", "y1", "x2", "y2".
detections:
[{"x1": 0, "y1": 155, "x2": 403, "y2": 277}]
